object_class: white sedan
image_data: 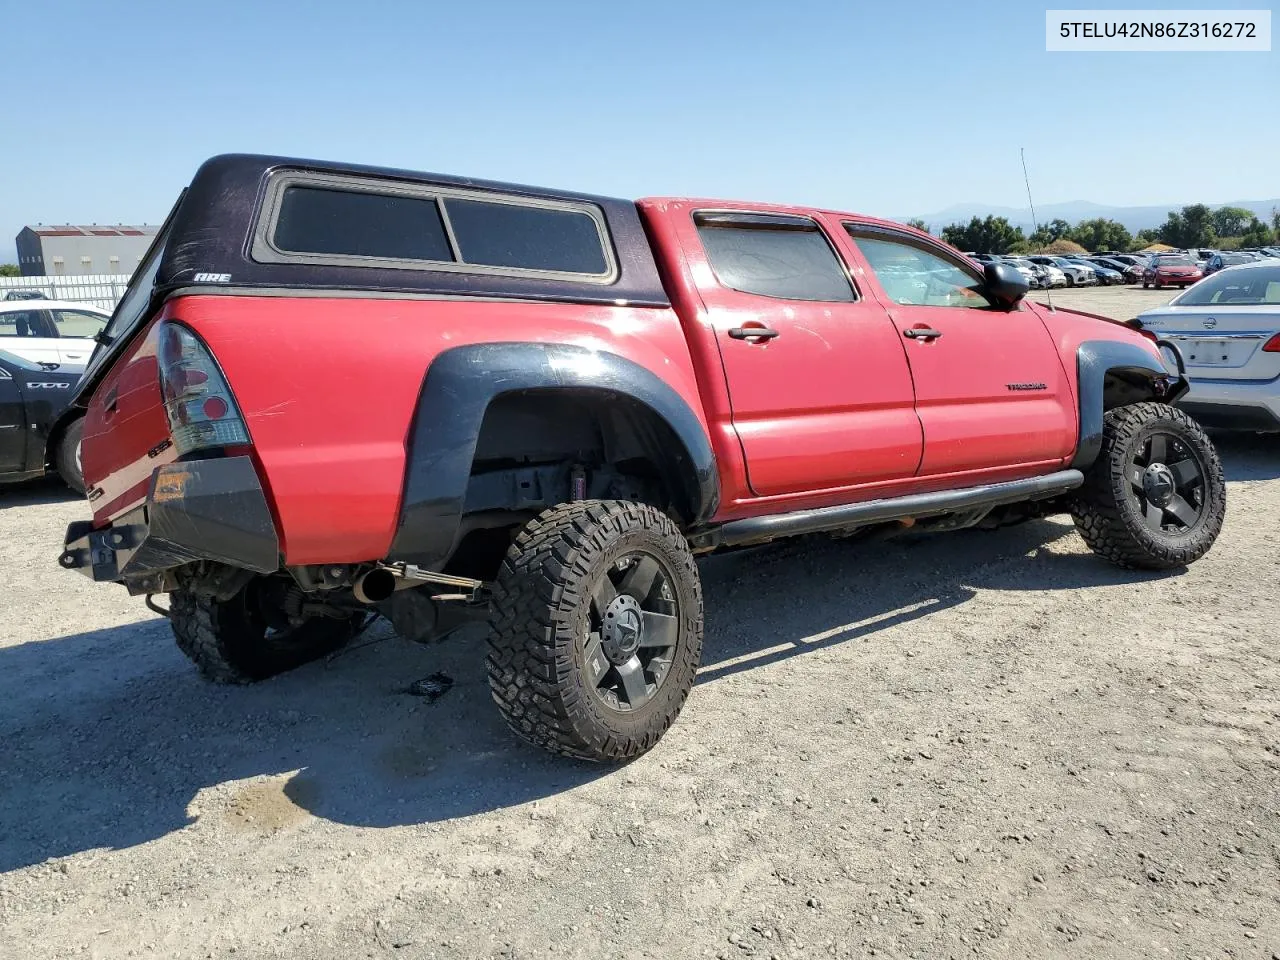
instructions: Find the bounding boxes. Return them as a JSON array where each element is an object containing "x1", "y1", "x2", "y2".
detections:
[
  {"x1": 1137, "y1": 260, "x2": 1280, "y2": 431},
  {"x1": 0, "y1": 300, "x2": 108, "y2": 367}
]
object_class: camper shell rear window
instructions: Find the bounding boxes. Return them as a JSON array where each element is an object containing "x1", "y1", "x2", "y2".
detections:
[{"x1": 252, "y1": 172, "x2": 617, "y2": 283}]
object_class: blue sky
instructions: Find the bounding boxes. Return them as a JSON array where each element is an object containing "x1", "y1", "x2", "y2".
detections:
[{"x1": 2, "y1": 0, "x2": 1275, "y2": 262}]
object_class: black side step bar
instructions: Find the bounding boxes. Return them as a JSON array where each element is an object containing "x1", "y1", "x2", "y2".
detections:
[{"x1": 708, "y1": 469, "x2": 1084, "y2": 549}]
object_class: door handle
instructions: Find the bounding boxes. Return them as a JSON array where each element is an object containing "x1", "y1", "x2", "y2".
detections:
[
  {"x1": 903, "y1": 327, "x2": 943, "y2": 340},
  {"x1": 728, "y1": 327, "x2": 780, "y2": 342}
]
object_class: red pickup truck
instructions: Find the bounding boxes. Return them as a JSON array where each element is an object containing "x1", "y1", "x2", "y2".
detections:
[{"x1": 60, "y1": 155, "x2": 1225, "y2": 762}]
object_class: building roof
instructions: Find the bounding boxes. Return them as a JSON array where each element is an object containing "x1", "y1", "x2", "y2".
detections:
[{"x1": 24, "y1": 224, "x2": 158, "y2": 238}]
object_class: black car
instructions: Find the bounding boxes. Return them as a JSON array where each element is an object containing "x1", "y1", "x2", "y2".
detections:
[
  {"x1": 0, "y1": 350, "x2": 85, "y2": 491},
  {"x1": 1089, "y1": 256, "x2": 1143, "y2": 284}
]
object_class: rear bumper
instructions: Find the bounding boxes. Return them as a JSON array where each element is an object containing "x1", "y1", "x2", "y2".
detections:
[
  {"x1": 1177, "y1": 378, "x2": 1280, "y2": 431},
  {"x1": 60, "y1": 456, "x2": 280, "y2": 585}
]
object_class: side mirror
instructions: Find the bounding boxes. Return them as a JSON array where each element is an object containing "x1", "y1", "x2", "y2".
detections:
[{"x1": 984, "y1": 261, "x2": 1029, "y2": 308}]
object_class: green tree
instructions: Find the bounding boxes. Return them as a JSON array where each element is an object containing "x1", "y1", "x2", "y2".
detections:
[
  {"x1": 1069, "y1": 218, "x2": 1133, "y2": 253},
  {"x1": 1271, "y1": 206, "x2": 1280, "y2": 235},
  {"x1": 1027, "y1": 217, "x2": 1072, "y2": 248},
  {"x1": 1158, "y1": 204, "x2": 1217, "y2": 248},
  {"x1": 1238, "y1": 217, "x2": 1275, "y2": 248},
  {"x1": 1211, "y1": 205, "x2": 1255, "y2": 238},
  {"x1": 905, "y1": 218, "x2": 930, "y2": 234},
  {"x1": 939, "y1": 216, "x2": 1025, "y2": 254},
  {"x1": 0, "y1": 264, "x2": 19, "y2": 277},
  {"x1": 1134, "y1": 228, "x2": 1161, "y2": 248}
]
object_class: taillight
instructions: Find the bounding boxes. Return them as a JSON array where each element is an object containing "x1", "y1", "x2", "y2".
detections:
[
  {"x1": 157, "y1": 322, "x2": 250, "y2": 455},
  {"x1": 1264, "y1": 334, "x2": 1280, "y2": 353}
]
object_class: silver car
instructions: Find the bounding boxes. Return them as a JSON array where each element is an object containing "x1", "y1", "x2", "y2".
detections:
[{"x1": 1137, "y1": 260, "x2": 1280, "y2": 431}]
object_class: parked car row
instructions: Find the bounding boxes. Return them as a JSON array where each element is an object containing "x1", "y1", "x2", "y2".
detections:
[{"x1": 962, "y1": 247, "x2": 1280, "y2": 291}]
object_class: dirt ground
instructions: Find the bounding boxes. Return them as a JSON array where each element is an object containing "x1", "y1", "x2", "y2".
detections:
[{"x1": 1, "y1": 287, "x2": 1277, "y2": 960}]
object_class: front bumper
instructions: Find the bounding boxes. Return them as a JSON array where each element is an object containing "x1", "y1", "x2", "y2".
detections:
[
  {"x1": 60, "y1": 456, "x2": 280, "y2": 586},
  {"x1": 1176, "y1": 377, "x2": 1280, "y2": 431}
]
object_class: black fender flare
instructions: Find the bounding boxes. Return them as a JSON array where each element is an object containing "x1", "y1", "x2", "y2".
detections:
[
  {"x1": 386, "y1": 342, "x2": 719, "y2": 567},
  {"x1": 1068, "y1": 339, "x2": 1188, "y2": 471}
]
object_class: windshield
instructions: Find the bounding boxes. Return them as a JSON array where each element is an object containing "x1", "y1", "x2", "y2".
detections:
[
  {"x1": 1175, "y1": 266, "x2": 1280, "y2": 306},
  {"x1": 1157, "y1": 256, "x2": 1193, "y2": 267}
]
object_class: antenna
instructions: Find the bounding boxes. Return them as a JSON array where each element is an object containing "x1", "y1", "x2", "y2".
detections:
[{"x1": 1021, "y1": 147, "x2": 1053, "y2": 311}]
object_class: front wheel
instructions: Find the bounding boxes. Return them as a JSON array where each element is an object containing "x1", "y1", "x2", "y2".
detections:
[
  {"x1": 487, "y1": 500, "x2": 703, "y2": 762},
  {"x1": 1071, "y1": 402, "x2": 1225, "y2": 570},
  {"x1": 170, "y1": 577, "x2": 363, "y2": 683}
]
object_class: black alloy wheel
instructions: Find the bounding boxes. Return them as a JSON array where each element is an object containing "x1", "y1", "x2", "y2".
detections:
[
  {"x1": 1125, "y1": 431, "x2": 1207, "y2": 534},
  {"x1": 584, "y1": 551, "x2": 681, "y2": 713}
]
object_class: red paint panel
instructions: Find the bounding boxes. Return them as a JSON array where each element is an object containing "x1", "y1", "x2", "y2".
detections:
[
  {"x1": 82, "y1": 295, "x2": 705, "y2": 566},
  {"x1": 648, "y1": 200, "x2": 922, "y2": 498},
  {"x1": 883, "y1": 301, "x2": 1075, "y2": 475}
]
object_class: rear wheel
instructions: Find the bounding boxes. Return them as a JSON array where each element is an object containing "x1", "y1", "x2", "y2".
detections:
[
  {"x1": 55, "y1": 418, "x2": 85, "y2": 494},
  {"x1": 487, "y1": 500, "x2": 703, "y2": 762},
  {"x1": 1071, "y1": 402, "x2": 1225, "y2": 569},
  {"x1": 169, "y1": 577, "x2": 363, "y2": 683}
]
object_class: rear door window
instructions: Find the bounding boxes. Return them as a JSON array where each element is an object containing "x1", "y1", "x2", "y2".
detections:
[{"x1": 694, "y1": 213, "x2": 854, "y2": 301}]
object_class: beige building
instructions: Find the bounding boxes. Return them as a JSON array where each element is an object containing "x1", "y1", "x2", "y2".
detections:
[{"x1": 15, "y1": 224, "x2": 158, "y2": 277}]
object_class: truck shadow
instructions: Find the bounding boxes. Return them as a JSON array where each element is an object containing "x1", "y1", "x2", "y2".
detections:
[
  {"x1": 1212, "y1": 432, "x2": 1280, "y2": 482},
  {"x1": 0, "y1": 477, "x2": 80, "y2": 510},
  {"x1": 0, "y1": 516, "x2": 1184, "y2": 873}
]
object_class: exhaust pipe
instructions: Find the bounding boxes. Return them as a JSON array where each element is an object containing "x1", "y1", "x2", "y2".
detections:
[
  {"x1": 352, "y1": 567, "x2": 397, "y2": 604},
  {"x1": 353, "y1": 563, "x2": 486, "y2": 605}
]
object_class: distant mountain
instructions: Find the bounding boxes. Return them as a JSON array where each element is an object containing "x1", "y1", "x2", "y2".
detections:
[{"x1": 903, "y1": 199, "x2": 1280, "y2": 235}]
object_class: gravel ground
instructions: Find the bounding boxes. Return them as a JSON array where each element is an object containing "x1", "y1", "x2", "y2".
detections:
[
  {"x1": 2, "y1": 288, "x2": 1278, "y2": 960},
  {"x1": 1030, "y1": 283, "x2": 1179, "y2": 319}
]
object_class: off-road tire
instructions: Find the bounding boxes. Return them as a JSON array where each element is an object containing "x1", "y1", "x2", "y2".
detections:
[
  {"x1": 169, "y1": 581, "x2": 360, "y2": 683},
  {"x1": 1071, "y1": 402, "x2": 1225, "y2": 570},
  {"x1": 487, "y1": 500, "x2": 703, "y2": 762},
  {"x1": 55, "y1": 417, "x2": 85, "y2": 495}
]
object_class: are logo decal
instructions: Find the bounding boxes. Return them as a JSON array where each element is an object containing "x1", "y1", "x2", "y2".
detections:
[
  {"x1": 27, "y1": 381, "x2": 71, "y2": 390},
  {"x1": 193, "y1": 272, "x2": 231, "y2": 283},
  {"x1": 1202, "y1": 317, "x2": 1217, "y2": 329},
  {"x1": 1006, "y1": 382, "x2": 1047, "y2": 392}
]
